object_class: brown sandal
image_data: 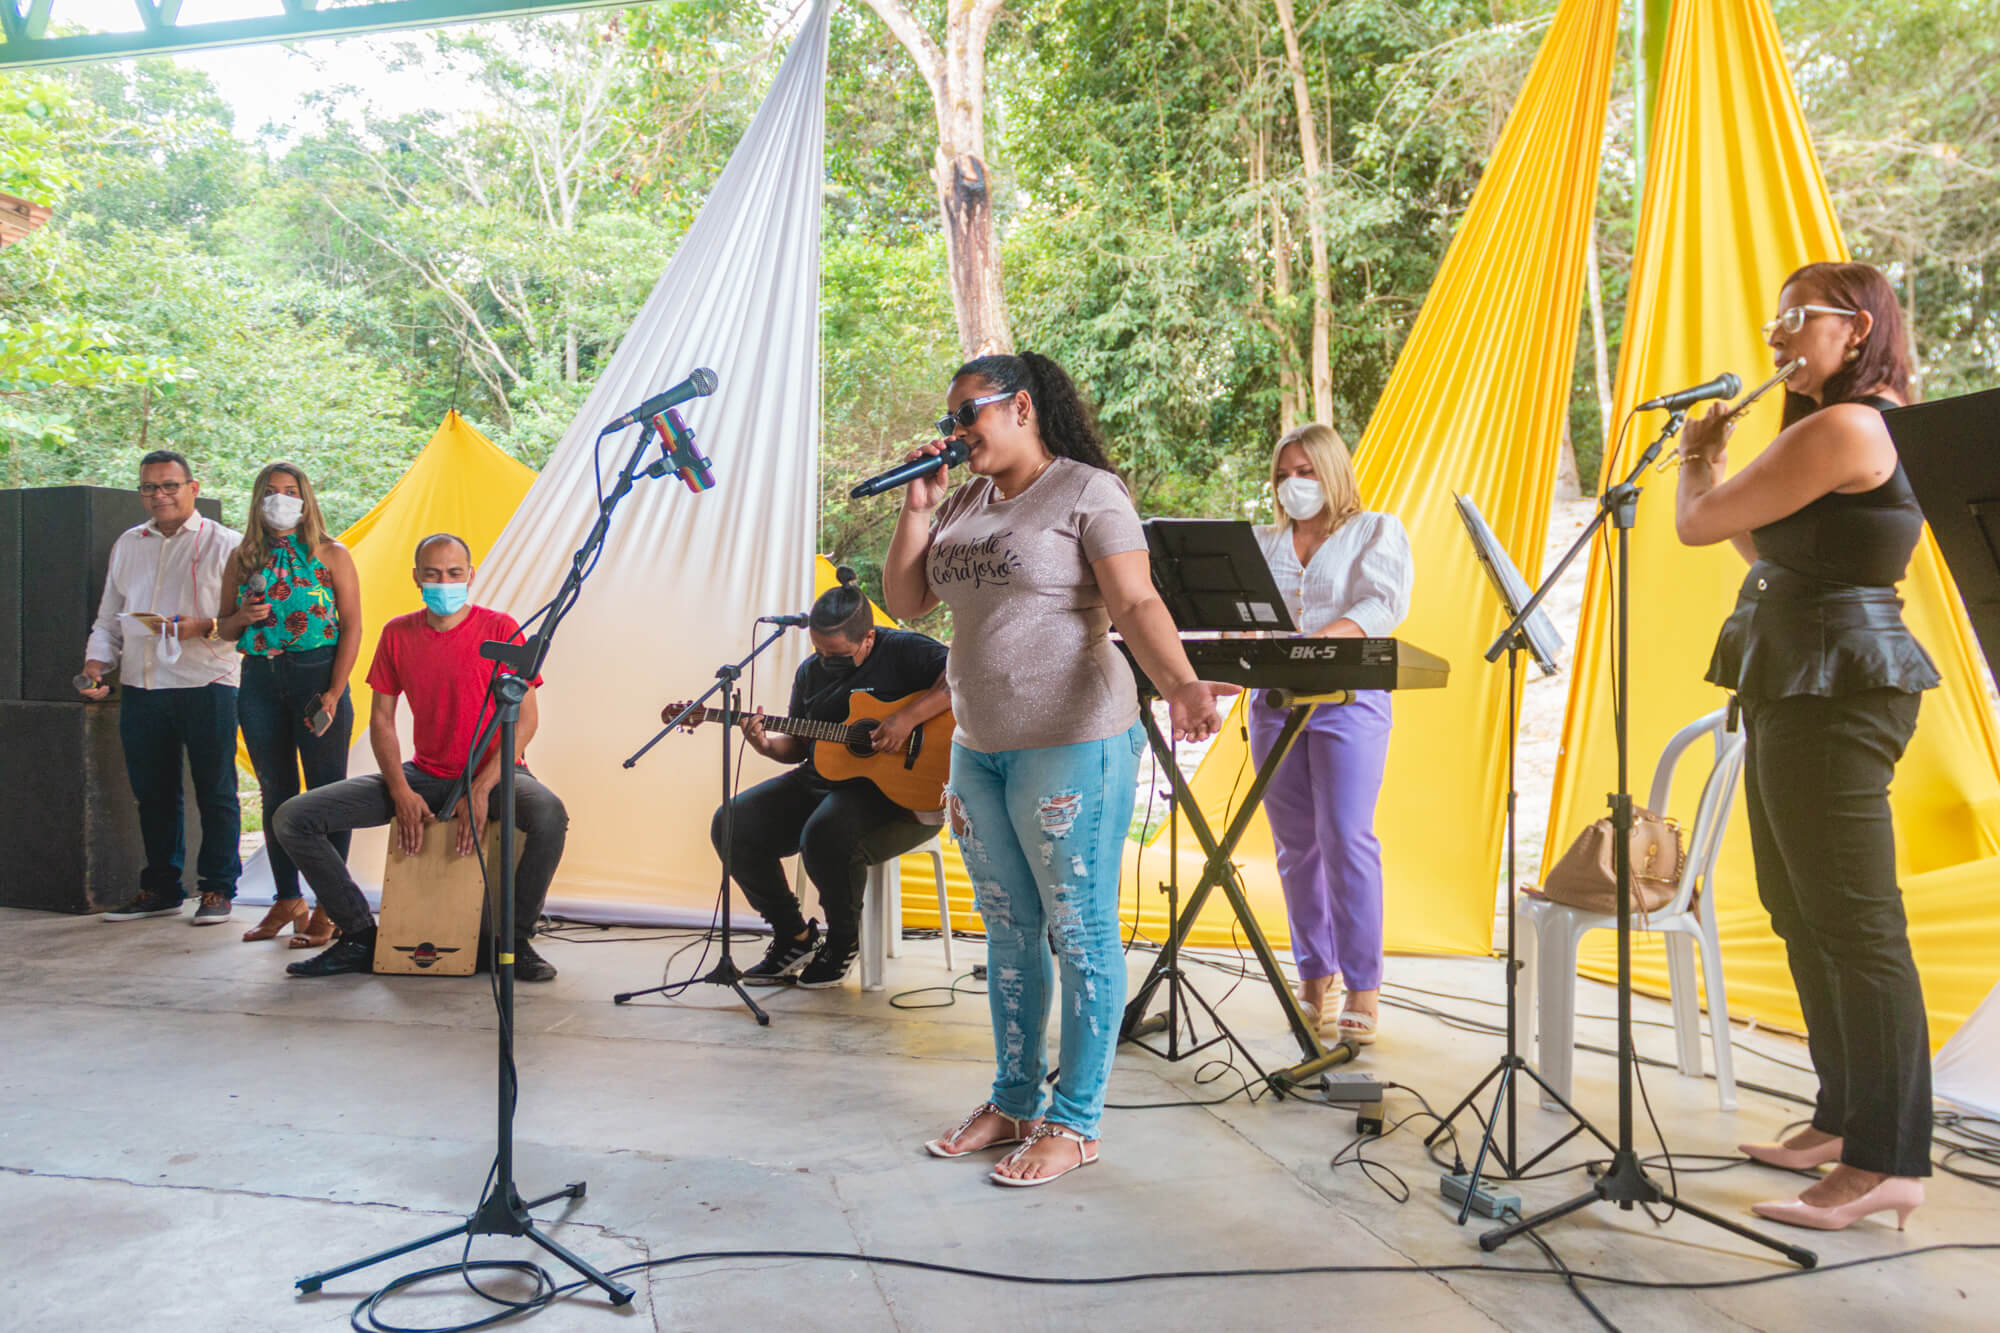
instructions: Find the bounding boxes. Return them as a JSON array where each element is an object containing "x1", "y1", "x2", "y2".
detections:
[
  {"x1": 288, "y1": 905, "x2": 338, "y2": 949},
  {"x1": 242, "y1": 898, "x2": 308, "y2": 942}
]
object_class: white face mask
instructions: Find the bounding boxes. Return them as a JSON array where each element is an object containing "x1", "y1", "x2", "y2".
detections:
[
  {"x1": 261, "y1": 492, "x2": 306, "y2": 531},
  {"x1": 1277, "y1": 476, "x2": 1327, "y2": 521}
]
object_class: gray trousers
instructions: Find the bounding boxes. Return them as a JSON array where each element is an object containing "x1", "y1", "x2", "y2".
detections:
[{"x1": 272, "y1": 762, "x2": 569, "y2": 937}]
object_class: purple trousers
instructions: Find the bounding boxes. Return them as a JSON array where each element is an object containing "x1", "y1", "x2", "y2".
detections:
[{"x1": 1247, "y1": 690, "x2": 1393, "y2": 989}]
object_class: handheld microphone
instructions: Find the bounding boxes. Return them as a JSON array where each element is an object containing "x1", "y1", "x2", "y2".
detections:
[
  {"x1": 758, "y1": 614, "x2": 809, "y2": 628},
  {"x1": 1637, "y1": 372, "x2": 1741, "y2": 413},
  {"x1": 603, "y1": 367, "x2": 719, "y2": 432},
  {"x1": 246, "y1": 568, "x2": 277, "y2": 628},
  {"x1": 849, "y1": 438, "x2": 970, "y2": 499}
]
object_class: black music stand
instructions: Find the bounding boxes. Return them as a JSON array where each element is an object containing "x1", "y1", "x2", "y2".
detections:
[
  {"x1": 1119, "y1": 521, "x2": 1361, "y2": 1093},
  {"x1": 1423, "y1": 493, "x2": 1603, "y2": 1225},
  {"x1": 1886, "y1": 388, "x2": 2000, "y2": 675}
]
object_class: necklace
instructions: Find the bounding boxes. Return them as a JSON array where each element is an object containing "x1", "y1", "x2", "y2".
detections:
[{"x1": 997, "y1": 454, "x2": 1055, "y2": 501}]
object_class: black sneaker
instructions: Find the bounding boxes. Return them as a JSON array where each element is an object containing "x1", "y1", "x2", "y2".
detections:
[
  {"x1": 796, "y1": 934, "x2": 859, "y2": 989},
  {"x1": 190, "y1": 891, "x2": 233, "y2": 926},
  {"x1": 744, "y1": 919, "x2": 820, "y2": 985},
  {"x1": 287, "y1": 928, "x2": 376, "y2": 978},
  {"x1": 103, "y1": 888, "x2": 184, "y2": 921},
  {"x1": 512, "y1": 937, "x2": 557, "y2": 983}
]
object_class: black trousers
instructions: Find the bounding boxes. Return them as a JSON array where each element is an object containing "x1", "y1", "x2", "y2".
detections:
[
  {"x1": 1742, "y1": 688, "x2": 1930, "y2": 1177},
  {"x1": 711, "y1": 766, "x2": 936, "y2": 944}
]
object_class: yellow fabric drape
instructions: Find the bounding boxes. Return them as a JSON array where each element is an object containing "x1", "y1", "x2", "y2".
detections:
[
  {"x1": 898, "y1": 0, "x2": 1622, "y2": 952},
  {"x1": 1549, "y1": 0, "x2": 2000, "y2": 1047},
  {"x1": 335, "y1": 411, "x2": 538, "y2": 740}
]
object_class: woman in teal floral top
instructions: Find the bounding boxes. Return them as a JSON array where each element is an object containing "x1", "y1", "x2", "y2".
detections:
[{"x1": 217, "y1": 463, "x2": 362, "y2": 946}]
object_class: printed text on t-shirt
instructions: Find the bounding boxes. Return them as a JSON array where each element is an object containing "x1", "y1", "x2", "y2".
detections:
[{"x1": 930, "y1": 531, "x2": 1020, "y2": 590}]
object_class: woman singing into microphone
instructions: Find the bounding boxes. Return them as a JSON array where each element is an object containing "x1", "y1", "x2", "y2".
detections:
[
  {"x1": 881, "y1": 351, "x2": 1232, "y2": 1188},
  {"x1": 1252, "y1": 424, "x2": 1411, "y2": 1045},
  {"x1": 1675, "y1": 261, "x2": 1936, "y2": 1232}
]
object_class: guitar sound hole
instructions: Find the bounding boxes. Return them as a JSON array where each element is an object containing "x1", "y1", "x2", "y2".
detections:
[{"x1": 846, "y1": 721, "x2": 878, "y2": 757}]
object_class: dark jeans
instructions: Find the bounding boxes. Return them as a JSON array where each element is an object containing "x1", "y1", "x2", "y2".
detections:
[
  {"x1": 271, "y1": 762, "x2": 568, "y2": 939},
  {"x1": 119, "y1": 683, "x2": 241, "y2": 901},
  {"x1": 1743, "y1": 688, "x2": 1931, "y2": 1177},
  {"x1": 239, "y1": 647, "x2": 354, "y2": 901},
  {"x1": 711, "y1": 766, "x2": 936, "y2": 943}
]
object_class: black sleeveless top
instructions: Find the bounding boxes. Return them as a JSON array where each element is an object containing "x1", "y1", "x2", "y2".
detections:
[{"x1": 1705, "y1": 396, "x2": 1940, "y2": 701}]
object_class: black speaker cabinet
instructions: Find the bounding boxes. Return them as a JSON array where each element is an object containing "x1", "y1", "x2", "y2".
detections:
[
  {"x1": 0, "y1": 698, "x2": 204, "y2": 912},
  {"x1": 0, "y1": 489, "x2": 20, "y2": 699},
  {"x1": 17, "y1": 486, "x2": 223, "y2": 702}
]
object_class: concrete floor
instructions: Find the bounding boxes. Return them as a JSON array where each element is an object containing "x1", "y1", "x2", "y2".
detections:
[{"x1": 2, "y1": 906, "x2": 1995, "y2": 1333}]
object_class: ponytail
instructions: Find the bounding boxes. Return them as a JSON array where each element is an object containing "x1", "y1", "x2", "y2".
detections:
[
  {"x1": 954, "y1": 351, "x2": 1117, "y2": 474},
  {"x1": 809, "y1": 565, "x2": 873, "y2": 641}
]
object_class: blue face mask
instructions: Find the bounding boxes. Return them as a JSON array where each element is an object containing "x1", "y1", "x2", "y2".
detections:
[{"x1": 421, "y1": 582, "x2": 470, "y2": 616}]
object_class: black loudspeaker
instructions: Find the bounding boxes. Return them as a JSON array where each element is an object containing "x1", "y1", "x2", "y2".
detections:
[
  {"x1": 17, "y1": 486, "x2": 224, "y2": 702},
  {"x1": 0, "y1": 699, "x2": 201, "y2": 912},
  {"x1": 0, "y1": 490, "x2": 20, "y2": 699}
]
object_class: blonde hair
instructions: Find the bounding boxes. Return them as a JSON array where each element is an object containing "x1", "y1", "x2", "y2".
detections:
[
  {"x1": 1269, "y1": 423, "x2": 1363, "y2": 533},
  {"x1": 227, "y1": 461, "x2": 332, "y2": 593}
]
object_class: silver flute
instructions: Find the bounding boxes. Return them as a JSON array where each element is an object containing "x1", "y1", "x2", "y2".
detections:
[{"x1": 1657, "y1": 356, "x2": 1806, "y2": 471}]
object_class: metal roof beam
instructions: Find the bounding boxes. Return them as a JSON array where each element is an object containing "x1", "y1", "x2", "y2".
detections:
[{"x1": 2, "y1": 0, "x2": 636, "y2": 69}]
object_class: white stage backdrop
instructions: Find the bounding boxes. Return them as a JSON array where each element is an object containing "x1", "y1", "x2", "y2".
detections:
[{"x1": 303, "y1": 1, "x2": 831, "y2": 914}]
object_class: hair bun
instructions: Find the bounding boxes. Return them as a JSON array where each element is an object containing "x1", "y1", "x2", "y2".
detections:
[{"x1": 835, "y1": 565, "x2": 859, "y2": 588}]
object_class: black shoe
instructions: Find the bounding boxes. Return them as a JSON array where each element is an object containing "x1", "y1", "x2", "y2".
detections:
[
  {"x1": 287, "y1": 928, "x2": 376, "y2": 977},
  {"x1": 796, "y1": 934, "x2": 859, "y2": 989},
  {"x1": 512, "y1": 937, "x2": 557, "y2": 983},
  {"x1": 744, "y1": 919, "x2": 820, "y2": 985},
  {"x1": 103, "y1": 888, "x2": 184, "y2": 921}
]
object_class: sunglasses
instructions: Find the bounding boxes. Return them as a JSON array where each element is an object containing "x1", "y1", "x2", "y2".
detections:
[
  {"x1": 1762, "y1": 304, "x2": 1856, "y2": 339},
  {"x1": 935, "y1": 392, "x2": 1013, "y2": 439},
  {"x1": 137, "y1": 481, "x2": 187, "y2": 497}
]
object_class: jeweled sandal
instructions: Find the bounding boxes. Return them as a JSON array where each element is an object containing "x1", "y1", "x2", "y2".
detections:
[
  {"x1": 989, "y1": 1122, "x2": 1098, "y2": 1188},
  {"x1": 925, "y1": 1101, "x2": 1040, "y2": 1159}
]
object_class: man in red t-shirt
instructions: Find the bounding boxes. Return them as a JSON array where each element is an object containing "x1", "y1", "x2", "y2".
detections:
[{"x1": 274, "y1": 533, "x2": 569, "y2": 981}]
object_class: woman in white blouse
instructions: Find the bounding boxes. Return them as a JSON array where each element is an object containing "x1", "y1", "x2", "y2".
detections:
[{"x1": 1252, "y1": 423, "x2": 1413, "y2": 1044}]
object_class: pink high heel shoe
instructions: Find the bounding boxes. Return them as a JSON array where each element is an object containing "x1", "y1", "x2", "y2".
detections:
[
  {"x1": 1751, "y1": 1176, "x2": 1923, "y2": 1232},
  {"x1": 1739, "y1": 1137, "x2": 1844, "y2": 1170}
]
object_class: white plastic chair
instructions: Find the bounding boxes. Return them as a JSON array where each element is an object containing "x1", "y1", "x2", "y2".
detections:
[
  {"x1": 858, "y1": 830, "x2": 952, "y2": 992},
  {"x1": 1516, "y1": 707, "x2": 1745, "y2": 1111}
]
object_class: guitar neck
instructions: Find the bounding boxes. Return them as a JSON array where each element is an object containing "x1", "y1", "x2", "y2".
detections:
[{"x1": 701, "y1": 707, "x2": 852, "y2": 745}]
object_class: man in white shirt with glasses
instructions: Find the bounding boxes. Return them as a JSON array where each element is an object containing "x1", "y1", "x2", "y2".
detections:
[{"x1": 79, "y1": 450, "x2": 245, "y2": 925}]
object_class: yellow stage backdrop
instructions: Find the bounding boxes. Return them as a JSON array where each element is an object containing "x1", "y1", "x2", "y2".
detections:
[
  {"x1": 1549, "y1": 0, "x2": 2000, "y2": 1047},
  {"x1": 894, "y1": 0, "x2": 1622, "y2": 954}
]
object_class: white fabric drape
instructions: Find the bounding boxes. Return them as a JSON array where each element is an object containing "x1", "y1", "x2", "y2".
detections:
[{"x1": 332, "y1": 2, "x2": 831, "y2": 911}]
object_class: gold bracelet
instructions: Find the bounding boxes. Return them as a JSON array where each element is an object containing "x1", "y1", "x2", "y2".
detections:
[{"x1": 205, "y1": 617, "x2": 220, "y2": 641}]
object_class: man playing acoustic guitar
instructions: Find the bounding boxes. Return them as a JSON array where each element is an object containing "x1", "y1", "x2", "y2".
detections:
[{"x1": 695, "y1": 568, "x2": 949, "y2": 989}]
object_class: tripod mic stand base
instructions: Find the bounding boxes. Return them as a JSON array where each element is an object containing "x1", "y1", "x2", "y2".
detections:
[
  {"x1": 615, "y1": 955, "x2": 770, "y2": 1025},
  {"x1": 1476, "y1": 1148, "x2": 1819, "y2": 1269},
  {"x1": 294, "y1": 1180, "x2": 638, "y2": 1305}
]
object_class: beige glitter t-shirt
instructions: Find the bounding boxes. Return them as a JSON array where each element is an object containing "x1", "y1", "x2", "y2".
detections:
[{"x1": 925, "y1": 457, "x2": 1148, "y2": 753}]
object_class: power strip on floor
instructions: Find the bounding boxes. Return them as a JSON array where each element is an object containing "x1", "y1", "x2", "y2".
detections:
[{"x1": 1440, "y1": 1172, "x2": 1521, "y2": 1219}]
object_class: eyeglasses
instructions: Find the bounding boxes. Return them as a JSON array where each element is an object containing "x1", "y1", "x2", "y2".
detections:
[
  {"x1": 136, "y1": 482, "x2": 187, "y2": 497},
  {"x1": 936, "y1": 392, "x2": 1013, "y2": 439},
  {"x1": 1762, "y1": 304, "x2": 1856, "y2": 339}
]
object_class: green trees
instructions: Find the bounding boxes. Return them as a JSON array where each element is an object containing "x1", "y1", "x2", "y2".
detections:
[{"x1": 3, "y1": 0, "x2": 1993, "y2": 552}]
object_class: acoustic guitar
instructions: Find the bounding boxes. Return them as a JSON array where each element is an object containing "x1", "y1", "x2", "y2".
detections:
[{"x1": 661, "y1": 691, "x2": 953, "y2": 814}]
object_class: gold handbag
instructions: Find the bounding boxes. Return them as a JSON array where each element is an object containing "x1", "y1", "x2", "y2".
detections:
[{"x1": 1539, "y1": 807, "x2": 1684, "y2": 925}]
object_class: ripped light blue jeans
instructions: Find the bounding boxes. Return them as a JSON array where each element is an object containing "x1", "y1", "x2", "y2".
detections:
[{"x1": 949, "y1": 723, "x2": 1143, "y2": 1139}]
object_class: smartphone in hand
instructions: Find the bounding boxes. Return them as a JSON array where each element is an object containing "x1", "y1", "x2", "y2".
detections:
[{"x1": 305, "y1": 702, "x2": 334, "y2": 737}]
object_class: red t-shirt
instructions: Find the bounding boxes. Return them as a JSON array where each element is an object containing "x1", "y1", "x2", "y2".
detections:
[{"x1": 367, "y1": 606, "x2": 541, "y2": 780}]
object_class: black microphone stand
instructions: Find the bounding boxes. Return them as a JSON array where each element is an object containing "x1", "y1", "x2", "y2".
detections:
[
  {"x1": 1469, "y1": 411, "x2": 1814, "y2": 1269},
  {"x1": 294, "y1": 413, "x2": 694, "y2": 1307},
  {"x1": 613, "y1": 624, "x2": 795, "y2": 1024}
]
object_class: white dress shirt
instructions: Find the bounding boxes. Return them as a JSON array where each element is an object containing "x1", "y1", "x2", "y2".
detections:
[
  {"x1": 86, "y1": 511, "x2": 244, "y2": 690},
  {"x1": 1256, "y1": 512, "x2": 1414, "y2": 638}
]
